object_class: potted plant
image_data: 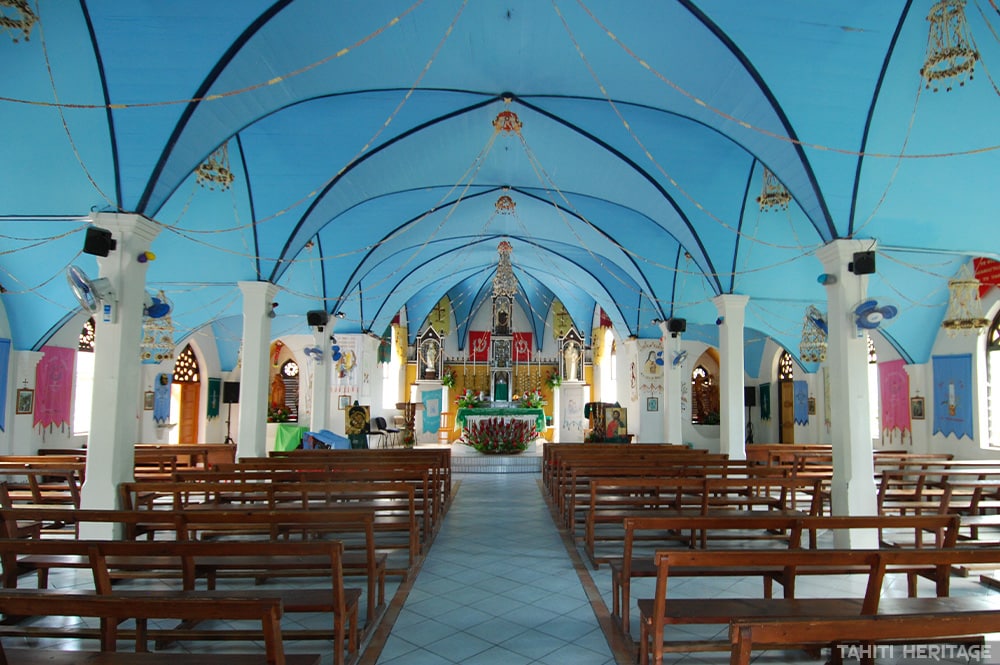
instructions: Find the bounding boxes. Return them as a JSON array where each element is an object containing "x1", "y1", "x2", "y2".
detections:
[{"x1": 462, "y1": 417, "x2": 536, "y2": 454}]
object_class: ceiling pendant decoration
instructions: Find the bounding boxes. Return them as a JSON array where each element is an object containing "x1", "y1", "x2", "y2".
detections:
[
  {"x1": 495, "y1": 194, "x2": 515, "y2": 214},
  {"x1": 195, "y1": 145, "x2": 235, "y2": 191},
  {"x1": 799, "y1": 305, "x2": 828, "y2": 363},
  {"x1": 756, "y1": 168, "x2": 791, "y2": 212},
  {"x1": 0, "y1": 0, "x2": 37, "y2": 43},
  {"x1": 492, "y1": 240, "x2": 517, "y2": 298},
  {"x1": 920, "y1": 0, "x2": 978, "y2": 92},
  {"x1": 492, "y1": 110, "x2": 523, "y2": 135},
  {"x1": 942, "y1": 263, "x2": 989, "y2": 334}
]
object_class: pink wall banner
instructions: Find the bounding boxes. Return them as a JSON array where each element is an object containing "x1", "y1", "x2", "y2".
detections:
[
  {"x1": 878, "y1": 359, "x2": 910, "y2": 442},
  {"x1": 34, "y1": 346, "x2": 75, "y2": 431}
]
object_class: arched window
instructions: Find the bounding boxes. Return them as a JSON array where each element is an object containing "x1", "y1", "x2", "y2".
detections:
[
  {"x1": 73, "y1": 318, "x2": 96, "y2": 435},
  {"x1": 691, "y1": 365, "x2": 719, "y2": 425},
  {"x1": 988, "y1": 312, "x2": 1000, "y2": 447},
  {"x1": 280, "y1": 359, "x2": 300, "y2": 422},
  {"x1": 778, "y1": 350, "x2": 794, "y2": 381},
  {"x1": 173, "y1": 344, "x2": 200, "y2": 383}
]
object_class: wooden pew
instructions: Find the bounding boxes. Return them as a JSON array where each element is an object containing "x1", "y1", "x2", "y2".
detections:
[
  {"x1": 0, "y1": 538, "x2": 360, "y2": 665},
  {"x1": 0, "y1": 506, "x2": 387, "y2": 627},
  {"x1": 609, "y1": 513, "x2": 960, "y2": 635},
  {"x1": 637, "y1": 547, "x2": 1000, "y2": 665},
  {"x1": 0, "y1": 590, "x2": 320, "y2": 665},
  {"x1": 728, "y1": 611, "x2": 1000, "y2": 665},
  {"x1": 119, "y1": 479, "x2": 420, "y2": 575}
]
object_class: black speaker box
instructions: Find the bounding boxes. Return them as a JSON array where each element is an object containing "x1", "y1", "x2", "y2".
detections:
[
  {"x1": 849, "y1": 250, "x2": 876, "y2": 275},
  {"x1": 82, "y1": 227, "x2": 117, "y2": 257},
  {"x1": 744, "y1": 386, "x2": 756, "y2": 407},
  {"x1": 667, "y1": 318, "x2": 687, "y2": 334},
  {"x1": 306, "y1": 310, "x2": 329, "y2": 327},
  {"x1": 223, "y1": 381, "x2": 240, "y2": 404}
]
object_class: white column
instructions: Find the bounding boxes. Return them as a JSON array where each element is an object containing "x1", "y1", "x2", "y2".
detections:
[
  {"x1": 713, "y1": 295, "x2": 749, "y2": 461},
  {"x1": 237, "y1": 281, "x2": 278, "y2": 459},
  {"x1": 309, "y1": 325, "x2": 330, "y2": 432},
  {"x1": 817, "y1": 240, "x2": 879, "y2": 538},
  {"x1": 80, "y1": 213, "x2": 160, "y2": 536},
  {"x1": 659, "y1": 322, "x2": 684, "y2": 445}
]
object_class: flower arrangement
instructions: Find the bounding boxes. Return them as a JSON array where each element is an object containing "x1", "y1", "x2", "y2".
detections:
[
  {"x1": 519, "y1": 389, "x2": 544, "y2": 409},
  {"x1": 463, "y1": 416, "x2": 536, "y2": 454},
  {"x1": 456, "y1": 389, "x2": 483, "y2": 409},
  {"x1": 545, "y1": 371, "x2": 562, "y2": 390},
  {"x1": 440, "y1": 370, "x2": 456, "y2": 388},
  {"x1": 267, "y1": 405, "x2": 292, "y2": 422}
]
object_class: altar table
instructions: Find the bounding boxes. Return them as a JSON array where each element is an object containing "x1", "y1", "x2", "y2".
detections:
[{"x1": 455, "y1": 407, "x2": 545, "y2": 434}]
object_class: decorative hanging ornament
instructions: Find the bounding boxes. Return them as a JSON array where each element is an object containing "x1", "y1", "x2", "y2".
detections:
[
  {"x1": 140, "y1": 293, "x2": 175, "y2": 364},
  {"x1": 921, "y1": 0, "x2": 979, "y2": 92},
  {"x1": 492, "y1": 110, "x2": 523, "y2": 135},
  {"x1": 756, "y1": 168, "x2": 791, "y2": 212},
  {"x1": 495, "y1": 195, "x2": 516, "y2": 214},
  {"x1": 799, "y1": 305, "x2": 828, "y2": 363},
  {"x1": 942, "y1": 263, "x2": 989, "y2": 334},
  {"x1": 492, "y1": 240, "x2": 517, "y2": 298},
  {"x1": 0, "y1": 0, "x2": 37, "y2": 43},
  {"x1": 195, "y1": 144, "x2": 236, "y2": 191}
]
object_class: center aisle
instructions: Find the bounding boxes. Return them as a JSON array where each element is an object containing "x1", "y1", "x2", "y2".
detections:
[{"x1": 371, "y1": 473, "x2": 619, "y2": 665}]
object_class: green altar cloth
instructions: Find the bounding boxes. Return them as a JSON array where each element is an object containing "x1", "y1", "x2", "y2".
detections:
[
  {"x1": 455, "y1": 407, "x2": 545, "y2": 433},
  {"x1": 274, "y1": 423, "x2": 309, "y2": 451}
]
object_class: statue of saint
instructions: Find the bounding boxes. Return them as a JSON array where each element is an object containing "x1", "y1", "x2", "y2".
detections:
[
  {"x1": 563, "y1": 341, "x2": 580, "y2": 382},
  {"x1": 269, "y1": 372, "x2": 286, "y2": 409},
  {"x1": 422, "y1": 340, "x2": 439, "y2": 376}
]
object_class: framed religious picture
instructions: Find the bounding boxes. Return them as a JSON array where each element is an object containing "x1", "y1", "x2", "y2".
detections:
[
  {"x1": 338, "y1": 395, "x2": 351, "y2": 410},
  {"x1": 646, "y1": 396, "x2": 658, "y2": 412},
  {"x1": 807, "y1": 396, "x2": 816, "y2": 415},
  {"x1": 910, "y1": 396, "x2": 925, "y2": 420},
  {"x1": 143, "y1": 391, "x2": 155, "y2": 411},
  {"x1": 15, "y1": 388, "x2": 33, "y2": 415}
]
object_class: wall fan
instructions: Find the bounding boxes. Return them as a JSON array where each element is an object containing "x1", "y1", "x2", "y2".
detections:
[
  {"x1": 853, "y1": 299, "x2": 897, "y2": 330},
  {"x1": 671, "y1": 349, "x2": 688, "y2": 367},
  {"x1": 66, "y1": 265, "x2": 115, "y2": 319},
  {"x1": 303, "y1": 345, "x2": 324, "y2": 363}
]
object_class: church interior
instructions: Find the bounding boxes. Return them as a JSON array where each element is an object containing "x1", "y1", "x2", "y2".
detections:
[{"x1": 4, "y1": 2, "x2": 1000, "y2": 664}]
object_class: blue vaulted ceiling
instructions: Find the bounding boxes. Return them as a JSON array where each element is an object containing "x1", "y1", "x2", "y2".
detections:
[{"x1": 3, "y1": 1, "x2": 999, "y2": 367}]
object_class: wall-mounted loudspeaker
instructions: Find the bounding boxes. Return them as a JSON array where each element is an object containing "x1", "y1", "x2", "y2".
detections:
[
  {"x1": 744, "y1": 386, "x2": 756, "y2": 407},
  {"x1": 82, "y1": 227, "x2": 117, "y2": 257},
  {"x1": 667, "y1": 318, "x2": 687, "y2": 334},
  {"x1": 223, "y1": 381, "x2": 240, "y2": 404},
  {"x1": 306, "y1": 310, "x2": 329, "y2": 327},
  {"x1": 848, "y1": 250, "x2": 876, "y2": 275}
]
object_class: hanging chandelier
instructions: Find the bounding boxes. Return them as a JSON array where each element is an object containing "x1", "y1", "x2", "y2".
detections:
[
  {"x1": 799, "y1": 305, "x2": 828, "y2": 363},
  {"x1": 756, "y1": 168, "x2": 791, "y2": 212},
  {"x1": 942, "y1": 263, "x2": 989, "y2": 334},
  {"x1": 492, "y1": 240, "x2": 517, "y2": 297},
  {"x1": 195, "y1": 145, "x2": 235, "y2": 191},
  {"x1": 920, "y1": 0, "x2": 979, "y2": 92},
  {"x1": 0, "y1": 0, "x2": 36, "y2": 43}
]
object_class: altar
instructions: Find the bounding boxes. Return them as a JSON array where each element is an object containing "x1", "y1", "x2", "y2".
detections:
[{"x1": 455, "y1": 407, "x2": 546, "y2": 435}]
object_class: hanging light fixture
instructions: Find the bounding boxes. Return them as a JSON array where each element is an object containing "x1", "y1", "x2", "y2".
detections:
[
  {"x1": 195, "y1": 144, "x2": 236, "y2": 191},
  {"x1": 0, "y1": 0, "x2": 37, "y2": 43},
  {"x1": 920, "y1": 0, "x2": 979, "y2": 92},
  {"x1": 799, "y1": 305, "x2": 828, "y2": 363},
  {"x1": 141, "y1": 292, "x2": 175, "y2": 363},
  {"x1": 756, "y1": 168, "x2": 791, "y2": 212},
  {"x1": 942, "y1": 263, "x2": 989, "y2": 334},
  {"x1": 492, "y1": 240, "x2": 517, "y2": 297}
]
